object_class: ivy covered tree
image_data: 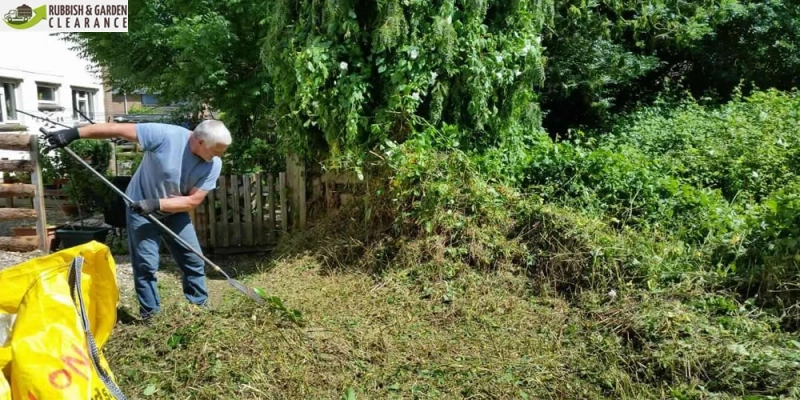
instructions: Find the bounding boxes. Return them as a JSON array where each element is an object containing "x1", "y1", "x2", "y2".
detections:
[{"x1": 261, "y1": 0, "x2": 554, "y2": 175}]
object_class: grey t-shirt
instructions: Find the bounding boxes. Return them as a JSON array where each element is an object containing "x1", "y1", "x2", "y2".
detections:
[{"x1": 124, "y1": 123, "x2": 221, "y2": 218}]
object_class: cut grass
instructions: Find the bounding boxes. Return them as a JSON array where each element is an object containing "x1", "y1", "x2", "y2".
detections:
[
  {"x1": 105, "y1": 252, "x2": 799, "y2": 400},
  {"x1": 104, "y1": 255, "x2": 636, "y2": 399}
]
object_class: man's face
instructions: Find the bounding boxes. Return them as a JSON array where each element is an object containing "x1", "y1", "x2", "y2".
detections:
[{"x1": 196, "y1": 140, "x2": 228, "y2": 162}]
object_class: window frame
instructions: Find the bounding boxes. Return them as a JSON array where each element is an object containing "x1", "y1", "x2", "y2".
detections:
[
  {"x1": 36, "y1": 82, "x2": 59, "y2": 104},
  {"x1": 0, "y1": 78, "x2": 21, "y2": 124},
  {"x1": 71, "y1": 87, "x2": 97, "y2": 121}
]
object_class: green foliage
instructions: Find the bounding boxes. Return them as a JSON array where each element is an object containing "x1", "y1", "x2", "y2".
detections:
[
  {"x1": 127, "y1": 105, "x2": 158, "y2": 115},
  {"x1": 685, "y1": 0, "x2": 800, "y2": 99},
  {"x1": 578, "y1": 290, "x2": 800, "y2": 397},
  {"x1": 262, "y1": 0, "x2": 552, "y2": 170},
  {"x1": 541, "y1": 0, "x2": 745, "y2": 130},
  {"x1": 275, "y1": 118, "x2": 800, "y2": 397},
  {"x1": 62, "y1": 0, "x2": 271, "y2": 114},
  {"x1": 522, "y1": 136, "x2": 739, "y2": 245},
  {"x1": 541, "y1": 0, "x2": 800, "y2": 134},
  {"x1": 520, "y1": 89, "x2": 800, "y2": 329},
  {"x1": 605, "y1": 89, "x2": 800, "y2": 203},
  {"x1": 49, "y1": 139, "x2": 113, "y2": 213},
  {"x1": 717, "y1": 178, "x2": 800, "y2": 328}
]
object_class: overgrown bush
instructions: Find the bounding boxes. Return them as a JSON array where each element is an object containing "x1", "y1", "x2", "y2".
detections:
[
  {"x1": 264, "y1": 87, "x2": 800, "y2": 396},
  {"x1": 604, "y1": 89, "x2": 800, "y2": 204},
  {"x1": 262, "y1": 0, "x2": 551, "y2": 173},
  {"x1": 522, "y1": 136, "x2": 741, "y2": 246},
  {"x1": 713, "y1": 177, "x2": 800, "y2": 329}
]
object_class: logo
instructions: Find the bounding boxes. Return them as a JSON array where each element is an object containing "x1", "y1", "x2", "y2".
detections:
[
  {"x1": 0, "y1": 0, "x2": 127, "y2": 32},
  {"x1": 3, "y1": 4, "x2": 45, "y2": 29}
]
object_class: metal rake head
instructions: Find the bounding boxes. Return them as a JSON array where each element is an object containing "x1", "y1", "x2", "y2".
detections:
[{"x1": 228, "y1": 278, "x2": 266, "y2": 305}]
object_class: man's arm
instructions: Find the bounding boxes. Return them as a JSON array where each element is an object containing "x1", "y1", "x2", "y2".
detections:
[
  {"x1": 77, "y1": 123, "x2": 138, "y2": 143},
  {"x1": 158, "y1": 187, "x2": 209, "y2": 213}
]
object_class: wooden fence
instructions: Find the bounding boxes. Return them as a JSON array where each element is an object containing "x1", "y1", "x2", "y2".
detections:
[
  {"x1": 0, "y1": 130, "x2": 49, "y2": 252},
  {"x1": 189, "y1": 172, "x2": 289, "y2": 254}
]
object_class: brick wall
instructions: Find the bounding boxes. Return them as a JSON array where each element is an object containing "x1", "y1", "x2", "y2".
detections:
[{"x1": 102, "y1": 88, "x2": 145, "y2": 120}]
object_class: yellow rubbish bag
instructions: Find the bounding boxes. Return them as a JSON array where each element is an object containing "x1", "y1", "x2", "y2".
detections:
[{"x1": 0, "y1": 241, "x2": 127, "y2": 400}]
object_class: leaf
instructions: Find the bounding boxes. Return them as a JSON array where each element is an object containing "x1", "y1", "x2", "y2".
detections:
[
  {"x1": 343, "y1": 387, "x2": 356, "y2": 400},
  {"x1": 167, "y1": 333, "x2": 185, "y2": 349},
  {"x1": 727, "y1": 343, "x2": 750, "y2": 356},
  {"x1": 143, "y1": 384, "x2": 157, "y2": 396}
]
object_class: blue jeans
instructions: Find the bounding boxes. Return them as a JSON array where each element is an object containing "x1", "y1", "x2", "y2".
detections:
[{"x1": 126, "y1": 209, "x2": 208, "y2": 318}]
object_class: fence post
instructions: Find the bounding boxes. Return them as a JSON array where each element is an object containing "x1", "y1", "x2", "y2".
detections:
[
  {"x1": 29, "y1": 134, "x2": 48, "y2": 252},
  {"x1": 285, "y1": 151, "x2": 306, "y2": 230},
  {"x1": 279, "y1": 172, "x2": 288, "y2": 232}
]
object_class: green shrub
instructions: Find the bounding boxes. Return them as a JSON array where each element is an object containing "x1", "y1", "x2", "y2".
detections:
[
  {"x1": 713, "y1": 177, "x2": 800, "y2": 329},
  {"x1": 522, "y1": 138, "x2": 740, "y2": 245},
  {"x1": 520, "y1": 89, "x2": 800, "y2": 327},
  {"x1": 55, "y1": 139, "x2": 113, "y2": 214},
  {"x1": 605, "y1": 89, "x2": 800, "y2": 203}
]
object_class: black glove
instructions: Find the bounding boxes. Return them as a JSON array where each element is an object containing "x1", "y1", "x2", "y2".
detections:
[
  {"x1": 42, "y1": 127, "x2": 80, "y2": 152},
  {"x1": 130, "y1": 199, "x2": 160, "y2": 216}
]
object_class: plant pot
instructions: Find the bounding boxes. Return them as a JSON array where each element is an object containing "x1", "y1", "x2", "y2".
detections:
[
  {"x1": 54, "y1": 225, "x2": 111, "y2": 250},
  {"x1": 12, "y1": 225, "x2": 57, "y2": 237},
  {"x1": 12, "y1": 225, "x2": 57, "y2": 250}
]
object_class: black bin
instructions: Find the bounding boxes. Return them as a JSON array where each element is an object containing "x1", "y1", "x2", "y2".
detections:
[
  {"x1": 103, "y1": 176, "x2": 132, "y2": 228},
  {"x1": 54, "y1": 225, "x2": 112, "y2": 249}
]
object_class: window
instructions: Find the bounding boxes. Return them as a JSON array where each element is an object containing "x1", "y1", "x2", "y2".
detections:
[
  {"x1": 36, "y1": 83, "x2": 62, "y2": 112},
  {"x1": 0, "y1": 81, "x2": 19, "y2": 123},
  {"x1": 141, "y1": 94, "x2": 159, "y2": 105},
  {"x1": 37, "y1": 85, "x2": 56, "y2": 102},
  {"x1": 72, "y1": 89, "x2": 96, "y2": 120}
]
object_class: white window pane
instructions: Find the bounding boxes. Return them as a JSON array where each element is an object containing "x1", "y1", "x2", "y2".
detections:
[
  {"x1": 3, "y1": 83, "x2": 16, "y2": 120},
  {"x1": 38, "y1": 86, "x2": 54, "y2": 101}
]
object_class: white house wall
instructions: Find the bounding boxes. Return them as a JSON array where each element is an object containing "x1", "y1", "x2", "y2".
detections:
[{"x1": 0, "y1": 31, "x2": 106, "y2": 160}]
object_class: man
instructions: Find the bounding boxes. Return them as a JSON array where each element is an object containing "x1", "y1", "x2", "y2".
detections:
[{"x1": 42, "y1": 120, "x2": 231, "y2": 321}]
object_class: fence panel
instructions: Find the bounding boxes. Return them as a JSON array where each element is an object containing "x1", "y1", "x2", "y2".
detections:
[{"x1": 194, "y1": 173, "x2": 285, "y2": 253}]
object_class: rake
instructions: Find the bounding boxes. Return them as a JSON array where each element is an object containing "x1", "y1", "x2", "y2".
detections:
[{"x1": 16, "y1": 108, "x2": 265, "y2": 305}]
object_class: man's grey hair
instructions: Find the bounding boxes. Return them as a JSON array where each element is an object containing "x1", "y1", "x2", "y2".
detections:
[{"x1": 192, "y1": 120, "x2": 232, "y2": 147}]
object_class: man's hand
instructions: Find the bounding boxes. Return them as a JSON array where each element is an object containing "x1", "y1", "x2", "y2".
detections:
[
  {"x1": 130, "y1": 199, "x2": 161, "y2": 216},
  {"x1": 42, "y1": 127, "x2": 80, "y2": 152}
]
